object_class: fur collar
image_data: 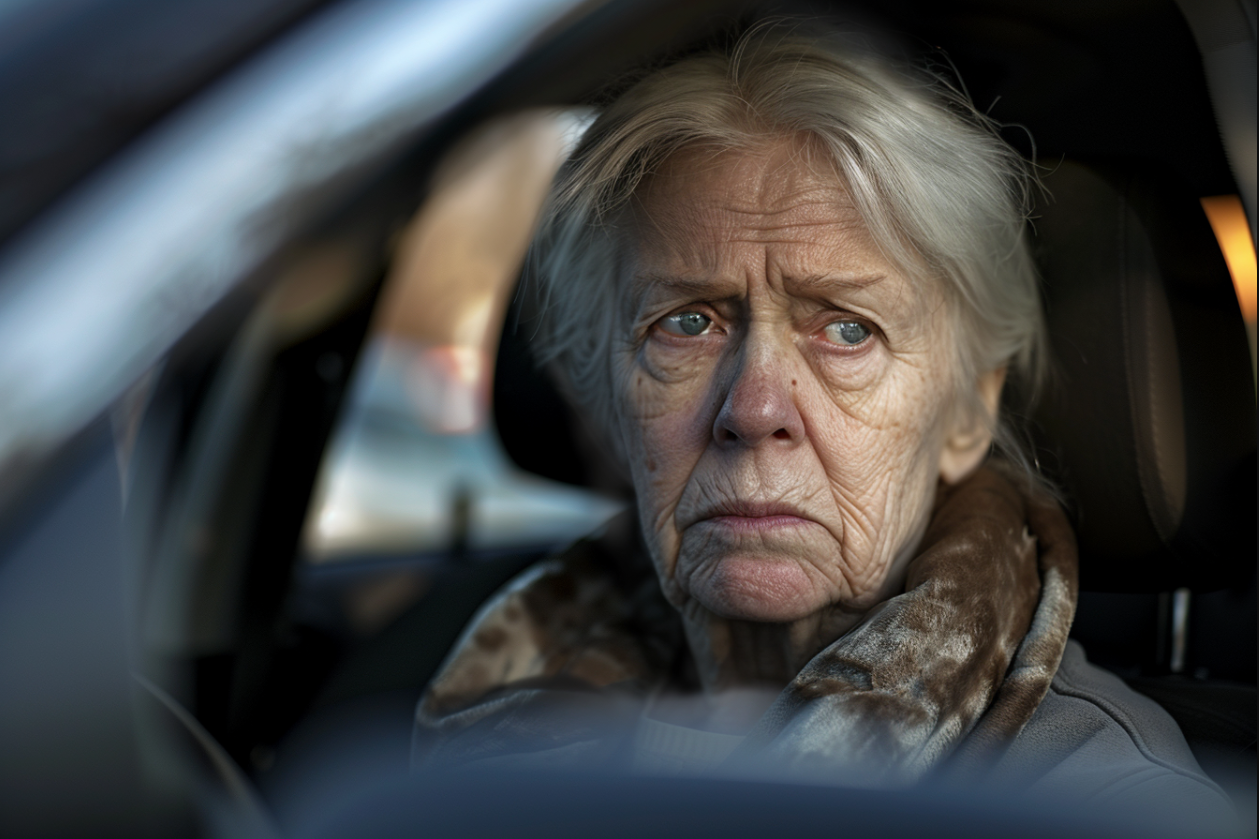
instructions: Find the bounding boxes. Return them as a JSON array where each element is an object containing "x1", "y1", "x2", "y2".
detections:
[{"x1": 415, "y1": 467, "x2": 1078, "y2": 780}]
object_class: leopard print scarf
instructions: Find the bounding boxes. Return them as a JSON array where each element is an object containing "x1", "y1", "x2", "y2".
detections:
[{"x1": 415, "y1": 466, "x2": 1078, "y2": 781}]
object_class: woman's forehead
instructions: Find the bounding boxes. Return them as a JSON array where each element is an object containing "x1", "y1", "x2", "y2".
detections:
[
  {"x1": 634, "y1": 139, "x2": 856, "y2": 230},
  {"x1": 623, "y1": 141, "x2": 932, "y2": 307}
]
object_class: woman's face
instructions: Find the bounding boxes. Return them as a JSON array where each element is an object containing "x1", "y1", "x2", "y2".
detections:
[{"x1": 614, "y1": 139, "x2": 982, "y2": 624}]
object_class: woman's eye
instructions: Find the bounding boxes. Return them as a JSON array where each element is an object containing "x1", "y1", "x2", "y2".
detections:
[
  {"x1": 823, "y1": 319, "x2": 871, "y2": 346},
  {"x1": 659, "y1": 311, "x2": 713, "y2": 336}
]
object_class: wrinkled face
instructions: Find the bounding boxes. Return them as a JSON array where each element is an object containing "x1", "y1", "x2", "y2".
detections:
[{"x1": 614, "y1": 140, "x2": 966, "y2": 624}]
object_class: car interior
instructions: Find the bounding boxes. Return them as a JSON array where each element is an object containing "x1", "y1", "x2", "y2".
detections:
[{"x1": 0, "y1": 0, "x2": 1254, "y2": 835}]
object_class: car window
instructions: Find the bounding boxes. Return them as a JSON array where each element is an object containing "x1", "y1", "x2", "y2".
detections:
[{"x1": 294, "y1": 109, "x2": 618, "y2": 640}]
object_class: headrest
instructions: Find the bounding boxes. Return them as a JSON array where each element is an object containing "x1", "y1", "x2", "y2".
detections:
[
  {"x1": 494, "y1": 316, "x2": 590, "y2": 489},
  {"x1": 1031, "y1": 161, "x2": 1256, "y2": 593}
]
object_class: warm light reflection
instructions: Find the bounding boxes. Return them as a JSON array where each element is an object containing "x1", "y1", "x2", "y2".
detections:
[
  {"x1": 406, "y1": 344, "x2": 488, "y2": 434},
  {"x1": 1201, "y1": 195, "x2": 1256, "y2": 323}
]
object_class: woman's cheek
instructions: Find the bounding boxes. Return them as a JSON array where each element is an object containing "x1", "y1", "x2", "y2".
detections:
[
  {"x1": 621, "y1": 346, "x2": 715, "y2": 479},
  {"x1": 797, "y1": 344, "x2": 949, "y2": 591},
  {"x1": 616, "y1": 345, "x2": 717, "y2": 589}
]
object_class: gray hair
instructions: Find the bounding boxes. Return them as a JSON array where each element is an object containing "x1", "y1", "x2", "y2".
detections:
[{"x1": 526, "y1": 23, "x2": 1046, "y2": 482}]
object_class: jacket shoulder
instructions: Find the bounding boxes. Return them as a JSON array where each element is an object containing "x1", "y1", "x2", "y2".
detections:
[{"x1": 997, "y1": 640, "x2": 1239, "y2": 834}]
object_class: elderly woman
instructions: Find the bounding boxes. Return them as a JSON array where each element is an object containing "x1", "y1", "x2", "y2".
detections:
[{"x1": 413, "y1": 26, "x2": 1232, "y2": 813}]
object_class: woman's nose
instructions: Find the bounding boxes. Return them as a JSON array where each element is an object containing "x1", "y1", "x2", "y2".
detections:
[{"x1": 712, "y1": 347, "x2": 805, "y2": 448}]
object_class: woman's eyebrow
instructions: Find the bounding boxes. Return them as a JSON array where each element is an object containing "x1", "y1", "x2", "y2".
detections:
[
  {"x1": 788, "y1": 273, "x2": 888, "y2": 292},
  {"x1": 631, "y1": 272, "x2": 885, "y2": 295},
  {"x1": 628, "y1": 272, "x2": 741, "y2": 300}
]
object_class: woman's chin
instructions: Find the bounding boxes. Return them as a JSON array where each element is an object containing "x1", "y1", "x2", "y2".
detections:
[{"x1": 690, "y1": 555, "x2": 828, "y2": 623}]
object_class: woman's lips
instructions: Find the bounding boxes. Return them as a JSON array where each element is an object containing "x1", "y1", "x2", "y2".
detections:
[
  {"x1": 704, "y1": 513, "x2": 814, "y2": 533},
  {"x1": 695, "y1": 502, "x2": 817, "y2": 533}
]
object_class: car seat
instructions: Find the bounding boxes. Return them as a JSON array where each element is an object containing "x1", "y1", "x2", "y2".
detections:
[{"x1": 1029, "y1": 160, "x2": 1256, "y2": 806}]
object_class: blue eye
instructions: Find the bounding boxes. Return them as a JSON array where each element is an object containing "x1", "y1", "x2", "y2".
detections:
[
  {"x1": 824, "y1": 319, "x2": 871, "y2": 346},
  {"x1": 660, "y1": 311, "x2": 712, "y2": 336}
]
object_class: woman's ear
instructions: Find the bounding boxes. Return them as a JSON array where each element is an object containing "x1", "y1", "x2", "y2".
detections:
[{"x1": 939, "y1": 366, "x2": 1007, "y2": 484}]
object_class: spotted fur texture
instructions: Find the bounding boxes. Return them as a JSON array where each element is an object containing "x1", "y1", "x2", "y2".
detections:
[{"x1": 415, "y1": 467, "x2": 1077, "y2": 777}]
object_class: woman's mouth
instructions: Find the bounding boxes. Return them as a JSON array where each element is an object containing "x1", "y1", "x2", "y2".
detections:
[
  {"x1": 705, "y1": 513, "x2": 814, "y2": 533},
  {"x1": 696, "y1": 502, "x2": 817, "y2": 533}
]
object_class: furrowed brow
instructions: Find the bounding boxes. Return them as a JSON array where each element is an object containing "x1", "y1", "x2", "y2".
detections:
[
  {"x1": 788, "y1": 273, "x2": 888, "y2": 292},
  {"x1": 628, "y1": 272, "x2": 740, "y2": 301}
]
